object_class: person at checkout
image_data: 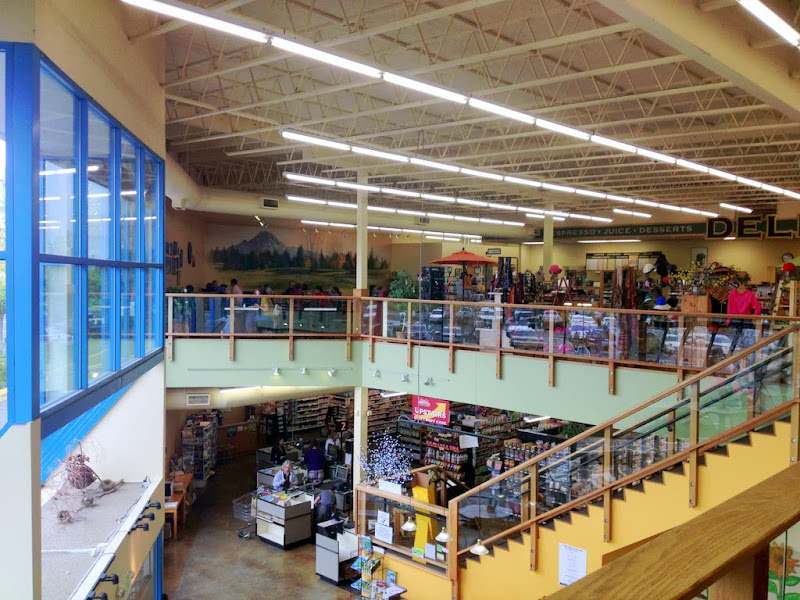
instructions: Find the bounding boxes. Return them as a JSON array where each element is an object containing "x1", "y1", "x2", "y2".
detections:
[
  {"x1": 271, "y1": 436, "x2": 287, "y2": 465},
  {"x1": 272, "y1": 460, "x2": 298, "y2": 492}
]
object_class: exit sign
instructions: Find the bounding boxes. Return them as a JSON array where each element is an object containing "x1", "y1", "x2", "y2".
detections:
[{"x1": 486, "y1": 248, "x2": 502, "y2": 255}]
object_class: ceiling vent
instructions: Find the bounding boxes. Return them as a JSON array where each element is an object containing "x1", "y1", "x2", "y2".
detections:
[
  {"x1": 261, "y1": 197, "x2": 279, "y2": 210},
  {"x1": 186, "y1": 392, "x2": 211, "y2": 407},
  {"x1": 416, "y1": 216, "x2": 431, "y2": 225}
]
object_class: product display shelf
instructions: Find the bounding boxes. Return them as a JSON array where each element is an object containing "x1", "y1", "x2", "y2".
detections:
[
  {"x1": 423, "y1": 432, "x2": 468, "y2": 481},
  {"x1": 463, "y1": 412, "x2": 522, "y2": 484},
  {"x1": 181, "y1": 412, "x2": 219, "y2": 483},
  {"x1": 396, "y1": 422, "x2": 422, "y2": 463},
  {"x1": 367, "y1": 391, "x2": 409, "y2": 438},
  {"x1": 287, "y1": 395, "x2": 330, "y2": 433},
  {"x1": 328, "y1": 394, "x2": 354, "y2": 427}
]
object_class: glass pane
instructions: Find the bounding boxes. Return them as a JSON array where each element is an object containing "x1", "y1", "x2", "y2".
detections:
[
  {"x1": 0, "y1": 261, "x2": 6, "y2": 429},
  {"x1": 121, "y1": 268, "x2": 136, "y2": 364},
  {"x1": 88, "y1": 266, "x2": 112, "y2": 382},
  {"x1": 145, "y1": 268, "x2": 159, "y2": 352},
  {"x1": 87, "y1": 111, "x2": 112, "y2": 260},
  {"x1": 0, "y1": 51, "x2": 5, "y2": 251},
  {"x1": 42, "y1": 264, "x2": 77, "y2": 405},
  {"x1": 143, "y1": 155, "x2": 159, "y2": 263},
  {"x1": 39, "y1": 72, "x2": 77, "y2": 257},
  {"x1": 120, "y1": 138, "x2": 137, "y2": 262}
]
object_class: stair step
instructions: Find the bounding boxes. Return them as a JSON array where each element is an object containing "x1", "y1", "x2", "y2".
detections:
[
  {"x1": 667, "y1": 462, "x2": 685, "y2": 476},
  {"x1": 778, "y1": 414, "x2": 791, "y2": 423},
  {"x1": 465, "y1": 553, "x2": 482, "y2": 564},
  {"x1": 730, "y1": 434, "x2": 752, "y2": 446},
  {"x1": 627, "y1": 481, "x2": 645, "y2": 493},
  {"x1": 555, "y1": 512, "x2": 572, "y2": 524},
  {"x1": 705, "y1": 445, "x2": 729, "y2": 456},
  {"x1": 698, "y1": 454, "x2": 707, "y2": 467},
  {"x1": 753, "y1": 423, "x2": 775, "y2": 436},
  {"x1": 495, "y1": 539, "x2": 509, "y2": 550},
  {"x1": 573, "y1": 505, "x2": 590, "y2": 517},
  {"x1": 540, "y1": 519, "x2": 556, "y2": 531},
  {"x1": 509, "y1": 532, "x2": 525, "y2": 545},
  {"x1": 645, "y1": 472, "x2": 664, "y2": 485},
  {"x1": 612, "y1": 488, "x2": 625, "y2": 501}
]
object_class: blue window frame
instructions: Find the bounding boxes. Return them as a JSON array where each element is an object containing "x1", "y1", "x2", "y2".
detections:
[{"x1": 0, "y1": 48, "x2": 7, "y2": 434}]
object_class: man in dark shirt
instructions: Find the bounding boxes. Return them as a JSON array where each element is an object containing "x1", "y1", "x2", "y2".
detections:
[{"x1": 304, "y1": 441, "x2": 326, "y2": 483}]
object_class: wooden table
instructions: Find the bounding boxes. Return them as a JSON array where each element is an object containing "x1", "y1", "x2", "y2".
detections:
[{"x1": 165, "y1": 473, "x2": 194, "y2": 540}]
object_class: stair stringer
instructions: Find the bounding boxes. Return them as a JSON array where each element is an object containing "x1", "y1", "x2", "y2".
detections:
[{"x1": 459, "y1": 421, "x2": 791, "y2": 600}]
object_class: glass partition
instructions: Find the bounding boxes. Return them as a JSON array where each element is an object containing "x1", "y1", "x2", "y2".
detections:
[
  {"x1": 87, "y1": 111, "x2": 112, "y2": 260},
  {"x1": 41, "y1": 264, "x2": 78, "y2": 405},
  {"x1": 87, "y1": 266, "x2": 112, "y2": 383}
]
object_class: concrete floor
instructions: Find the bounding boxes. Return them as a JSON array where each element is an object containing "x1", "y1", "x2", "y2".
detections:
[{"x1": 164, "y1": 454, "x2": 353, "y2": 600}]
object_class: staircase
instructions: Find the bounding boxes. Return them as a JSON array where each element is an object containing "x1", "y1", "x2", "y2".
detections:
[{"x1": 448, "y1": 325, "x2": 800, "y2": 599}]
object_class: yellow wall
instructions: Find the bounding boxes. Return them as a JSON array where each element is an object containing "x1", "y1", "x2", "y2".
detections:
[{"x1": 382, "y1": 554, "x2": 452, "y2": 600}]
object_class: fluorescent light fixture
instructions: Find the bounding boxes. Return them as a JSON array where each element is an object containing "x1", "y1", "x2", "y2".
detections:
[
  {"x1": 785, "y1": 190, "x2": 800, "y2": 200},
  {"x1": 676, "y1": 159, "x2": 709, "y2": 173},
  {"x1": 541, "y1": 182, "x2": 576, "y2": 193},
  {"x1": 120, "y1": 0, "x2": 269, "y2": 42},
  {"x1": 426, "y1": 235, "x2": 460, "y2": 241},
  {"x1": 591, "y1": 216, "x2": 613, "y2": 223},
  {"x1": 121, "y1": 190, "x2": 137, "y2": 196},
  {"x1": 544, "y1": 210, "x2": 570, "y2": 217},
  {"x1": 607, "y1": 194, "x2": 635, "y2": 204},
  {"x1": 659, "y1": 204, "x2": 683, "y2": 212},
  {"x1": 336, "y1": 181, "x2": 380, "y2": 192},
  {"x1": 480, "y1": 218, "x2": 503, "y2": 224},
  {"x1": 503, "y1": 221, "x2": 525, "y2": 226},
  {"x1": 352, "y1": 146, "x2": 409, "y2": 162},
  {"x1": 420, "y1": 193, "x2": 456, "y2": 203},
  {"x1": 456, "y1": 198, "x2": 489, "y2": 207},
  {"x1": 381, "y1": 188, "x2": 420, "y2": 198},
  {"x1": 762, "y1": 183, "x2": 784, "y2": 194},
  {"x1": 590, "y1": 135, "x2": 636, "y2": 153},
  {"x1": 427, "y1": 212, "x2": 455, "y2": 220},
  {"x1": 87, "y1": 218, "x2": 113, "y2": 223},
  {"x1": 383, "y1": 72, "x2": 467, "y2": 104},
  {"x1": 535, "y1": 118, "x2": 591, "y2": 140},
  {"x1": 523, "y1": 415, "x2": 552, "y2": 423},
  {"x1": 575, "y1": 189, "x2": 607, "y2": 199},
  {"x1": 284, "y1": 172, "x2": 336, "y2": 186},
  {"x1": 488, "y1": 203, "x2": 518, "y2": 211},
  {"x1": 301, "y1": 220, "x2": 329, "y2": 226},
  {"x1": 634, "y1": 199, "x2": 659, "y2": 208},
  {"x1": 468, "y1": 98, "x2": 535, "y2": 124},
  {"x1": 281, "y1": 130, "x2": 351, "y2": 151},
  {"x1": 520, "y1": 207, "x2": 544, "y2": 214},
  {"x1": 553, "y1": 216, "x2": 566, "y2": 221},
  {"x1": 724, "y1": 236, "x2": 737, "y2": 240},
  {"x1": 120, "y1": 217, "x2": 138, "y2": 221},
  {"x1": 380, "y1": 391, "x2": 406, "y2": 398},
  {"x1": 681, "y1": 207, "x2": 702, "y2": 215},
  {"x1": 736, "y1": 0, "x2": 800, "y2": 46},
  {"x1": 410, "y1": 157, "x2": 460, "y2": 172},
  {"x1": 460, "y1": 168, "x2": 503, "y2": 181},
  {"x1": 87, "y1": 193, "x2": 110, "y2": 198},
  {"x1": 504, "y1": 176, "x2": 541, "y2": 187},
  {"x1": 736, "y1": 176, "x2": 762, "y2": 189},
  {"x1": 397, "y1": 209, "x2": 426, "y2": 216},
  {"x1": 330, "y1": 222, "x2": 356, "y2": 228},
  {"x1": 523, "y1": 241, "x2": 544, "y2": 245},
  {"x1": 708, "y1": 168, "x2": 738, "y2": 181},
  {"x1": 403, "y1": 228, "x2": 423, "y2": 234},
  {"x1": 569, "y1": 214, "x2": 593, "y2": 220},
  {"x1": 367, "y1": 206, "x2": 396, "y2": 213},
  {"x1": 40, "y1": 166, "x2": 99, "y2": 175},
  {"x1": 699, "y1": 211, "x2": 719, "y2": 218},
  {"x1": 287, "y1": 195, "x2": 327, "y2": 205},
  {"x1": 327, "y1": 201, "x2": 357, "y2": 209},
  {"x1": 614, "y1": 209, "x2": 651, "y2": 218},
  {"x1": 454, "y1": 215, "x2": 480, "y2": 222},
  {"x1": 636, "y1": 148, "x2": 676, "y2": 164},
  {"x1": 219, "y1": 386, "x2": 262, "y2": 393},
  {"x1": 526, "y1": 213, "x2": 545, "y2": 219},
  {"x1": 271, "y1": 36, "x2": 382, "y2": 78},
  {"x1": 380, "y1": 227, "x2": 402, "y2": 232},
  {"x1": 719, "y1": 202, "x2": 753, "y2": 214},
  {"x1": 577, "y1": 239, "x2": 641, "y2": 243}
]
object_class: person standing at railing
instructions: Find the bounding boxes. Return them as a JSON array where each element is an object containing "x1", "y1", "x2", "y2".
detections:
[
  {"x1": 230, "y1": 278, "x2": 244, "y2": 307},
  {"x1": 727, "y1": 272, "x2": 761, "y2": 353}
]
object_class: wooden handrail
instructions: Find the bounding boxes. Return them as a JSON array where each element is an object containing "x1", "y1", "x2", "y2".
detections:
[
  {"x1": 546, "y1": 463, "x2": 800, "y2": 600},
  {"x1": 455, "y1": 399, "x2": 798, "y2": 556},
  {"x1": 449, "y1": 324, "x2": 799, "y2": 507}
]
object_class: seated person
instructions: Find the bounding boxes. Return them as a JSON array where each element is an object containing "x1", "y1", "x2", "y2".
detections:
[
  {"x1": 304, "y1": 441, "x2": 326, "y2": 484},
  {"x1": 272, "y1": 460, "x2": 298, "y2": 492},
  {"x1": 271, "y1": 436, "x2": 287, "y2": 465}
]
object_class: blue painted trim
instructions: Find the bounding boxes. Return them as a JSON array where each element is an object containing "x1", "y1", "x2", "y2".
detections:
[
  {"x1": 154, "y1": 531, "x2": 164, "y2": 600},
  {"x1": 41, "y1": 349, "x2": 163, "y2": 438},
  {"x1": 6, "y1": 43, "x2": 40, "y2": 425},
  {"x1": 38, "y1": 254, "x2": 162, "y2": 268}
]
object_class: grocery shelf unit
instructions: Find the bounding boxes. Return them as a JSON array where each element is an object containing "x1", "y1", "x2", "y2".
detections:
[
  {"x1": 181, "y1": 413, "x2": 219, "y2": 484},
  {"x1": 287, "y1": 395, "x2": 329, "y2": 434},
  {"x1": 460, "y1": 412, "x2": 523, "y2": 484},
  {"x1": 423, "y1": 431, "x2": 469, "y2": 481}
]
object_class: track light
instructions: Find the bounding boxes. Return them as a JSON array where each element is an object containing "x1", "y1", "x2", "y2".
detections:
[
  {"x1": 435, "y1": 527, "x2": 453, "y2": 543},
  {"x1": 423, "y1": 377, "x2": 433, "y2": 386},
  {"x1": 147, "y1": 502, "x2": 161, "y2": 509},
  {"x1": 300, "y1": 366, "x2": 307, "y2": 375},
  {"x1": 86, "y1": 594, "x2": 108, "y2": 600},
  {"x1": 98, "y1": 573, "x2": 119, "y2": 584},
  {"x1": 128, "y1": 523, "x2": 149, "y2": 534},
  {"x1": 371, "y1": 369, "x2": 380, "y2": 377},
  {"x1": 470, "y1": 539, "x2": 489, "y2": 555},
  {"x1": 401, "y1": 373, "x2": 409, "y2": 382},
  {"x1": 273, "y1": 367, "x2": 281, "y2": 376},
  {"x1": 401, "y1": 516, "x2": 418, "y2": 532},
  {"x1": 328, "y1": 368, "x2": 336, "y2": 377},
  {"x1": 137, "y1": 513, "x2": 155, "y2": 522}
]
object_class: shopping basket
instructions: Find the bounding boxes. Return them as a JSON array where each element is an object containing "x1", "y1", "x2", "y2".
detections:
[{"x1": 232, "y1": 491, "x2": 257, "y2": 539}]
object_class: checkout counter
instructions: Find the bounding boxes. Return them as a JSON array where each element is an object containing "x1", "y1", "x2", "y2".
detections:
[
  {"x1": 256, "y1": 489, "x2": 314, "y2": 548},
  {"x1": 315, "y1": 518, "x2": 358, "y2": 583}
]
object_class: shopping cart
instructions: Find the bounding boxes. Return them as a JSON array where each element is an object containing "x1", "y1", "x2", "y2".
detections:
[{"x1": 232, "y1": 491, "x2": 257, "y2": 539}]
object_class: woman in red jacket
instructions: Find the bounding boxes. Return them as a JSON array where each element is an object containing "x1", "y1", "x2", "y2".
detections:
[{"x1": 727, "y1": 272, "x2": 761, "y2": 353}]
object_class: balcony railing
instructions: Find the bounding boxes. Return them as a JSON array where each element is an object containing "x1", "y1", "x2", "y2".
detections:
[{"x1": 166, "y1": 293, "x2": 800, "y2": 380}]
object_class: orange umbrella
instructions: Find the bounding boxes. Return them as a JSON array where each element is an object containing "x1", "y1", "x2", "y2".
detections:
[{"x1": 432, "y1": 249, "x2": 496, "y2": 299}]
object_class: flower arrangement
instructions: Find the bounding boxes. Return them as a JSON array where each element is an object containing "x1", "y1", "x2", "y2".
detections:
[{"x1": 669, "y1": 262, "x2": 738, "y2": 297}]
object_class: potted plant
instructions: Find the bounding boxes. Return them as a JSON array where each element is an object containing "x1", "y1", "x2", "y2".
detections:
[
  {"x1": 669, "y1": 263, "x2": 736, "y2": 313},
  {"x1": 388, "y1": 270, "x2": 418, "y2": 339}
]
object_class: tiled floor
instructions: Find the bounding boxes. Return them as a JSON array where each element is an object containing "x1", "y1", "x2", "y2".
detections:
[{"x1": 164, "y1": 455, "x2": 352, "y2": 600}]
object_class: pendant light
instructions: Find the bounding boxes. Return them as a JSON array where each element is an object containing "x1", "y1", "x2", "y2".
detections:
[
  {"x1": 401, "y1": 516, "x2": 418, "y2": 532},
  {"x1": 434, "y1": 527, "x2": 453, "y2": 543},
  {"x1": 470, "y1": 539, "x2": 489, "y2": 555}
]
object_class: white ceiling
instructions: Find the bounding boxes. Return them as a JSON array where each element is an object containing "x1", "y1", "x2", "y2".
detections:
[{"x1": 123, "y1": 0, "x2": 800, "y2": 233}]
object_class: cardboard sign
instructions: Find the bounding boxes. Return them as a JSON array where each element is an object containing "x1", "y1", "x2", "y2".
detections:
[{"x1": 412, "y1": 396, "x2": 450, "y2": 426}]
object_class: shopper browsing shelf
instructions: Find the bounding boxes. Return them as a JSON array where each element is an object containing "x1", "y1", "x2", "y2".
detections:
[{"x1": 273, "y1": 460, "x2": 298, "y2": 492}]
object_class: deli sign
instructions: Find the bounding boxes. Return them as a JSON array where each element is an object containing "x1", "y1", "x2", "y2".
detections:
[{"x1": 412, "y1": 396, "x2": 450, "y2": 426}]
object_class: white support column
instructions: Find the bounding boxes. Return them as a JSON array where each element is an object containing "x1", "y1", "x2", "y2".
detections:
[
  {"x1": 352, "y1": 386, "x2": 370, "y2": 484},
  {"x1": 542, "y1": 215, "x2": 554, "y2": 271},
  {"x1": 0, "y1": 421, "x2": 42, "y2": 599}
]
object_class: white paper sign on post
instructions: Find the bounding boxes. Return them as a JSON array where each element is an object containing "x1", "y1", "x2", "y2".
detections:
[
  {"x1": 374, "y1": 523, "x2": 394, "y2": 545},
  {"x1": 377, "y1": 510, "x2": 390, "y2": 526},
  {"x1": 558, "y1": 543, "x2": 587, "y2": 586}
]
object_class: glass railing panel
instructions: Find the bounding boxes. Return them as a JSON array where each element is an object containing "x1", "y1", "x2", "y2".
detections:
[
  {"x1": 290, "y1": 295, "x2": 347, "y2": 334},
  {"x1": 535, "y1": 434, "x2": 605, "y2": 513},
  {"x1": 456, "y1": 477, "x2": 523, "y2": 551}
]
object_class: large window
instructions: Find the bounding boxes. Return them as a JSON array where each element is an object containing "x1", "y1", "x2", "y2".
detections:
[
  {"x1": 37, "y1": 64, "x2": 163, "y2": 409},
  {"x1": 0, "y1": 50, "x2": 6, "y2": 431}
]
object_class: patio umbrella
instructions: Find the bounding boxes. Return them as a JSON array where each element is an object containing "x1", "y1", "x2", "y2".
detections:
[{"x1": 432, "y1": 249, "x2": 497, "y2": 300}]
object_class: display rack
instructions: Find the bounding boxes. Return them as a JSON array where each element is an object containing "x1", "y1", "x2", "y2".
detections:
[
  {"x1": 461, "y1": 412, "x2": 523, "y2": 483},
  {"x1": 181, "y1": 412, "x2": 219, "y2": 483},
  {"x1": 423, "y1": 432, "x2": 468, "y2": 481},
  {"x1": 396, "y1": 421, "x2": 422, "y2": 463}
]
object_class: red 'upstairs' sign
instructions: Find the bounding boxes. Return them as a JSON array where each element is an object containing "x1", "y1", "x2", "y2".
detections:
[{"x1": 411, "y1": 396, "x2": 450, "y2": 426}]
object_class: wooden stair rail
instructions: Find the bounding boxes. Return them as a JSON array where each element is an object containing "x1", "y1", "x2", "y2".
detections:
[
  {"x1": 545, "y1": 463, "x2": 800, "y2": 600},
  {"x1": 449, "y1": 324, "x2": 800, "y2": 510}
]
